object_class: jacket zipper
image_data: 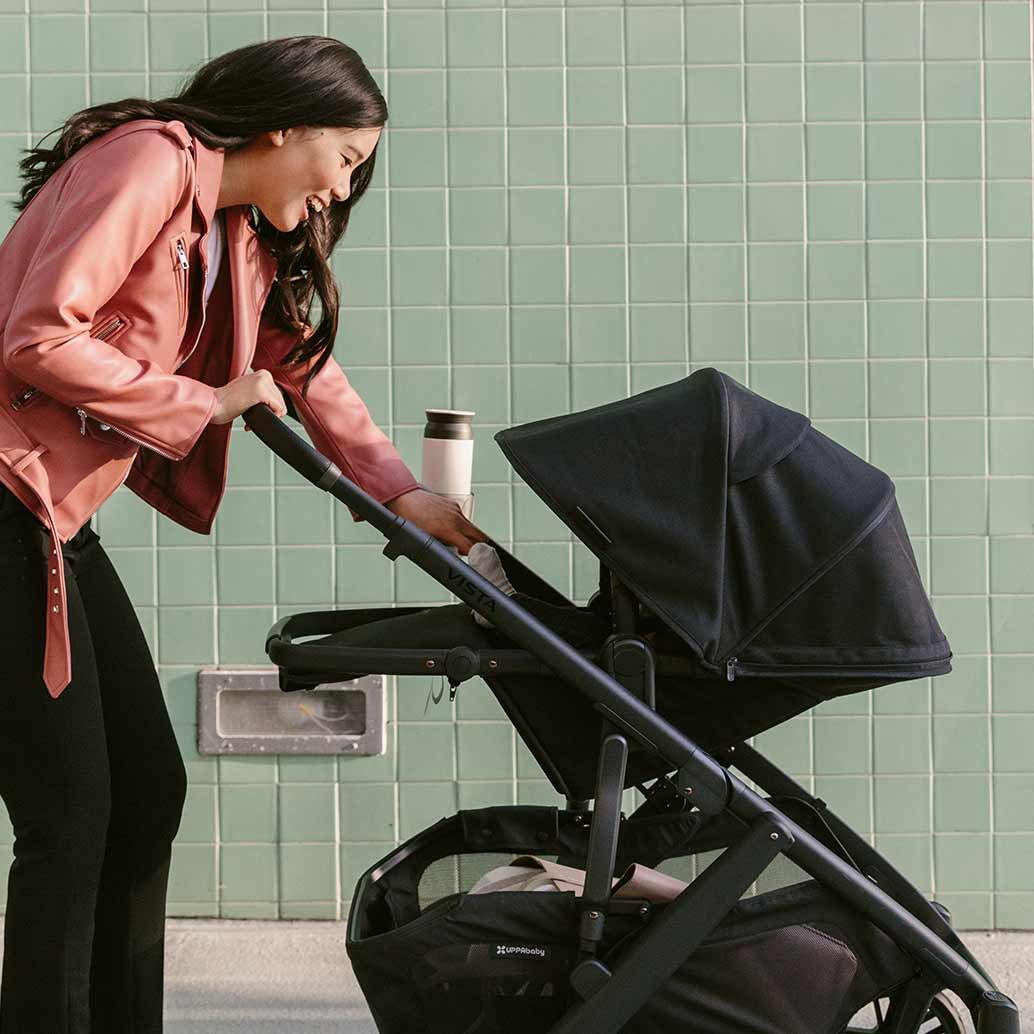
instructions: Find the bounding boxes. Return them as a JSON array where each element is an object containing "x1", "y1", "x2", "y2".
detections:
[
  {"x1": 10, "y1": 315, "x2": 127, "y2": 412},
  {"x1": 174, "y1": 229, "x2": 210, "y2": 372},
  {"x1": 10, "y1": 385, "x2": 40, "y2": 410},
  {"x1": 94, "y1": 314, "x2": 125, "y2": 342},
  {"x1": 173, "y1": 237, "x2": 189, "y2": 330},
  {"x1": 74, "y1": 406, "x2": 180, "y2": 459},
  {"x1": 725, "y1": 656, "x2": 949, "y2": 682}
]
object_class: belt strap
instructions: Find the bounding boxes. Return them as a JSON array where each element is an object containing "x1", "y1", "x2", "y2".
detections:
[{"x1": 36, "y1": 500, "x2": 72, "y2": 698}]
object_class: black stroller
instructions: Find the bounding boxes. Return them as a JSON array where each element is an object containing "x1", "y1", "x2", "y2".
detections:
[{"x1": 247, "y1": 368, "x2": 1019, "y2": 1034}]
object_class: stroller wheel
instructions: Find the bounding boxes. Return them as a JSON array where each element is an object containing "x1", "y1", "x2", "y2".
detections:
[{"x1": 845, "y1": 991, "x2": 968, "y2": 1034}]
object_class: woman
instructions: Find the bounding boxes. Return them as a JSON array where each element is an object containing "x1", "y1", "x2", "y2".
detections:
[{"x1": 0, "y1": 35, "x2": 486, "y2": 1032}]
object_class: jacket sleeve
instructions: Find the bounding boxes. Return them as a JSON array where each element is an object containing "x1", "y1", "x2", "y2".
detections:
[
  {"x1": 2, "y1": 128, "x2": 218, "y2": 460},
  {"x1": 252, "y1": 314, "x2": 421, "y2": 522}
]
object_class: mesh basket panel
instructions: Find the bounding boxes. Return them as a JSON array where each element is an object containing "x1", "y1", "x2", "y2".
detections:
[
  {"x1": 418, "y1": 853, "x2": 563, "y2": 912},
  {"x1": 656, "y1": 847, "x2": 813, "y2": 899}
]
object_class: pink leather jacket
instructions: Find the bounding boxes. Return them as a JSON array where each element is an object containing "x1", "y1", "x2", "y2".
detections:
[{"x1": 0, "y1": 118, "x2": 420, "y2": 698}]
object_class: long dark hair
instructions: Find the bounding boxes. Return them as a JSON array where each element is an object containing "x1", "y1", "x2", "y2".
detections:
[{"x1": 13, "y1": 35, "x2": 386, "y2": 396}]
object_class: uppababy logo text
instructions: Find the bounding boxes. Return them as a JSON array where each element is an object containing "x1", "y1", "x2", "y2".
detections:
[{"x1": 494, "y1": 945, "x2": 549, "y2": 959}]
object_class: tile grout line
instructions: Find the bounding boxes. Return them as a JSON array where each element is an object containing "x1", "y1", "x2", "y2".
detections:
[
  {"x1": 499, "y1": 5, "x2": 518, "y2": 802},
  {"x1": 978, "y1": 0, "x2": 997, "y2": 932},
  {"x1": 858, "y1": 0, "x2": 877, "y2": 850},
  {"x1": 380, "y1": 1, "x2": 403, "y2": 872}
]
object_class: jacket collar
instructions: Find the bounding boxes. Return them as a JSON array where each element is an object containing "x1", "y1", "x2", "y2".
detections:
[{"x1": 192, "y1": 130, "x2": 224, "y2": 237}]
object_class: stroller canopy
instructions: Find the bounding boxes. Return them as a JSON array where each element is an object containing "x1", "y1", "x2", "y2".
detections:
[{"x1": 495, "y1": 368, "x2": 951, "y2": 684}]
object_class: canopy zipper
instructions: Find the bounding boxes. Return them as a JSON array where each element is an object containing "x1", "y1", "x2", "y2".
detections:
[
  {"x1": 720, "y1": 490, "x2": 898, "y2": 670},
  {"x1": 725, "y1": 656, "x2": 949, "y2": 682}
]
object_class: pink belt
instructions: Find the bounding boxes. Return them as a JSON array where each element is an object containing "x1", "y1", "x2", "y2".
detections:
[{"x1": 5, "y1": 449, "x2": 73, "y2": 698}]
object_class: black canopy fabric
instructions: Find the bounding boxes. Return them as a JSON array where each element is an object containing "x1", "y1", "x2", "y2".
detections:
[
  {"x1": 475, "y1": 368, "x2": 952, "y2": 797},
  {"x1": 328, "y1": 368, "x2": 953, "y2": 803},
  {"x1": 491, "y1": 368, "x2": 950, "y2": 788}
]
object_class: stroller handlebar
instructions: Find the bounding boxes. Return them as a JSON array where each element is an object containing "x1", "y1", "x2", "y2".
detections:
[
  {"x1": 242, "y1": 402, "x2": 338, "y2": 487},
  {"x1": 241, "y1": 402, "x2": 401, "y2": 537}
]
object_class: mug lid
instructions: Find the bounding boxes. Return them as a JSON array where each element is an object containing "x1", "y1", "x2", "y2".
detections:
[{"x1": 425, "y1": 409, "x2": 475, "y2": 421}]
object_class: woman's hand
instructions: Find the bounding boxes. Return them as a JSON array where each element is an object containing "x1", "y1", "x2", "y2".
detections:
[
  {"x1": 386, "y1": 488, "x2": 490, "y2": 556},
  {"x1": 212, "y1": 370, "x2": 289, "y2": 425}
]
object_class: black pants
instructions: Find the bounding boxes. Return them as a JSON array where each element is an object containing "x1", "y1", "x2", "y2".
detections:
[{"x1": 0, "y1": 483, "x2": 186, "y2": 1033}]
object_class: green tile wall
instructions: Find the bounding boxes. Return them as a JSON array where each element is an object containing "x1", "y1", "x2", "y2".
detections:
[{"x1": 0, "y1": 0, "x2": 1031, "y2": 931}]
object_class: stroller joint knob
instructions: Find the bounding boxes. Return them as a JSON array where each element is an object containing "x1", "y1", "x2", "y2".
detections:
[{"x1": 445, "y1": 646, "x2": 479, "y2": 684}]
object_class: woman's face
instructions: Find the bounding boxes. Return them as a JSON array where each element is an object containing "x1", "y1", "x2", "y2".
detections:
[{"x1": 253, "y1": 124, "x2": 381, "y2": 231}]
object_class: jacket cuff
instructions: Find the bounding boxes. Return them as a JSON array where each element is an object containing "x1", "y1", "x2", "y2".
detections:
[{"x1": 168, "y1": 381, "x2": 219, "y2": 458}]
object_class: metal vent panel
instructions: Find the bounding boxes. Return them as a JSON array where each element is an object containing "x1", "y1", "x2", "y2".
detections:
[{"x1": 197, "y1": 668, "x2": 385, "y2": 756}]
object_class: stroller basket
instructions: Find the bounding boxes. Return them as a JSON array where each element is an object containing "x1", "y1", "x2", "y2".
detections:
[{"x1": 346, "y1": 804, "x2": 914, "y2": 1034}]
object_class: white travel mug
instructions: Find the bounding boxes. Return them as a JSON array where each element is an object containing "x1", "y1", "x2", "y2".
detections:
[{"x1": 421, "y1": 410, "x2": 476, "y2": 535}]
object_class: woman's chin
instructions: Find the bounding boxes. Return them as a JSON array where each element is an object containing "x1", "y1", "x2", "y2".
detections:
[{"x1": 260, "y1": 205, "x2": 305, "y2": 232}]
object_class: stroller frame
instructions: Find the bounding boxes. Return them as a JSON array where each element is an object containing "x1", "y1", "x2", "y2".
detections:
[{"x1": 248, "y1": 404, "x2": 1020, "y2": 1034}]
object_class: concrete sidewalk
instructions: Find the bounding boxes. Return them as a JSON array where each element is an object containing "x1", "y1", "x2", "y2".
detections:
[
  {"x1": 0, "y1": 919, "x2": 1030, "y2": 1030},
  {"x1": 164, "y1": 921, "x2": 376, "y2": 1033},
  {"x1": 159, "y1": 921, "x2": 1031, "y2": 1033}
]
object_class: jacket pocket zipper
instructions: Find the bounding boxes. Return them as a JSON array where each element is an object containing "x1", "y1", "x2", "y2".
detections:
[
  {"x1": 94, "y1": 313, "x2": 126, "y2": 342},
  {"x1": 175, "y1": 237, "x2": 208, "y2": 371},
  {"x1": 9, "y1": 315, "x2": 127, "y2": 411},
  {"x1": 10, "y1": 385, "x2": 40, "y2": 410},
  {"x1": 171, "y1": 236, "x2": 188, "y2": 329},
  {"x1": 725, "y1": 656, "x2": 949, "y2": 682},
  {"x1": 73, "y1": 406, "x2": 180, "y2": 460}
]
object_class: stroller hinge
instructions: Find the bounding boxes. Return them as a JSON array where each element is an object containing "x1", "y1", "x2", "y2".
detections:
[
  {"x1": 444, "y1": 646, "x2": 478, "y2": 698},
  {"x1": 599, "y1": 635, "x2": 656, "y2": 709},
  {"x1": 675, "y1": 747, "x2": 731, "y2": 818},
  {"x1": 569, "y1": 957, "x2": 612, "y2": 1001}
]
